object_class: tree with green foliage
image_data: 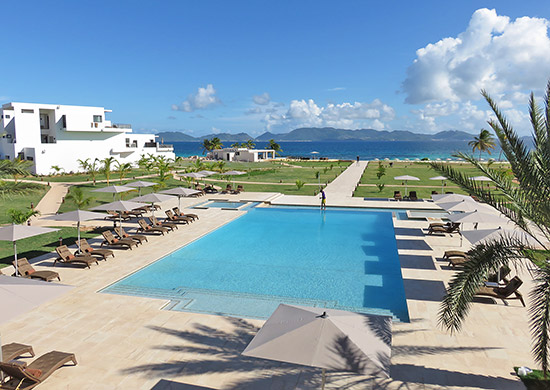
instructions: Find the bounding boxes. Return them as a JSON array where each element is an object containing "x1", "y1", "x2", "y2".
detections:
[
  {"x1": 50, "y1": 165, "x2": 64, "y2": 176},
  {"x1": 268, "y1": 139, "x2": 282, "y2": 156},
  {"x1": 114, "y1": 161, "x2": 133, "y2": 183},
  {"x1": 215, "y1": 160, "x2": 226, "y2": 173},
  {"x1": 231, "y1": 142, "x2": 241, "y2": 148},
  {"x1": 77, "y1": 158, "x2": 90, "y2": 173},
  {"x1": 153, "y1": 155, "x2": 173, "y2": 185},
  {"x1": 101, "y1": 157, "x2": 116, "y2": 185},
  {"x1": 468, "y1": 128, "x2": 496, "y2": 160},
  {"x1": 431, "y1": 81, "x2": 550, "y2": 376},
  {"x1": 8, "y1": 207, "x2": 40, "y2": 224},
  {"x1": 137, "y1": 154, "x2": 155, "y2": 174},
  {"x1": 87, "y1": 158, "x2": 100, "y2": 185},
  {"x1": 202, "y1": 137, "x2": 223, "y2": 154},
  {"x1": 245, "y1": 139, "x2": 256, "y2": 149},
  {"x1": 295, "y1": 180, "x2": 305, "y2": 190},
  {"x1": 376, "y1": 162, "x2": 386, "y2": 180},
  {"x1": 65, "y1": 187, "x2": 94, "y2": 209}
]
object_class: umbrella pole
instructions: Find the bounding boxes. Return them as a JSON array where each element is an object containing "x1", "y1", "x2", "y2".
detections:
[
  {"x1": 441, "y1": 180, "x2": 444, "y2": 194},
  {"x1": 178, "y1": 196, "x2": 181, "y2": 210},
  {"x1": 77, "y1": 221, "x2": 81, "y2": 253},
  {"x1": 13, "y1": 241, "x2": 18, "y2": 276},
  {"x1": 0, "y1": 332, "x2": 3, "y2": 381},
  {"x1": 321, "y1": 368, "x2": 326, "y2": 390}
]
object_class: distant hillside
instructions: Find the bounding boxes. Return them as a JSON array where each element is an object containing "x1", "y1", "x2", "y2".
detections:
[{"x1": 157, "y1": 127, "x2": 476, "y2": 142}]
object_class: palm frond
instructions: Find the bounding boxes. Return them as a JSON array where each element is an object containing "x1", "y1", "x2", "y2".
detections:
[{"x1": 529, "y1": 262, "x2": 550, "y2": 376}]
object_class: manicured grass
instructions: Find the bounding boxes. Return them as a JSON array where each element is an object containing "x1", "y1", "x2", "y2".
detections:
[
  {"x1": 196, "y1": 180, "x2": 321, "y2": 196},
  {"x1": 0, "y1": 186, "x2": 50, "y2": 225},
  {"x1": 25, "y1": 167, "x2": 170, "y2": 183},
  {"x1": 525, "y1": 249, "x2": 550, "y2": 269},
  {"x1": 0, "y1": 226, "x2": 109, "y2": 267},
  {"x1": 513, "y1": 367, "x2": 550, "y2": 389},
  {"x1": 353, "y1": 185, "x2": 469, "y2": 200}
]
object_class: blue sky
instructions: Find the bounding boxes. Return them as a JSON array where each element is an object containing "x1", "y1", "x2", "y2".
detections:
[{"x1": 3, "y1": 1, "x2": 549, "y2": 136}]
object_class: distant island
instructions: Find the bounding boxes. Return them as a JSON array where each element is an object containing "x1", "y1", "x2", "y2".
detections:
[{"x1": 155, "y1": 127, "x2": 476, "y2": 143}]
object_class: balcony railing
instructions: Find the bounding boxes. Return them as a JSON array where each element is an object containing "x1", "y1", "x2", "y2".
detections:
[{"x1": 109, "y1": 123, "x2": 132, "y2": 129}]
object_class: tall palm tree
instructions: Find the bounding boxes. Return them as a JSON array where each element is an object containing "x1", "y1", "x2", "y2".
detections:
[
  {"x1": 245, "y1": 139, "x2": 256, "y2": 149},
  {"x1": 77, "y1": 158, "x2": 90, "y2": 173},
  {"x1": 101, "y1": 157, "x2": 116, "y2": 185},
  {"x1": 88, "y1": 158, "x2": 100, "y2": 185},
  {"x1": 210, "y1": 137, "x2": 223, "y2": 150},
  {"x1": 431, "y1": 81, "x2": 550, "y2": 375},
  {"x1": 468, "y1": 129, "x2": 496, "y2": 160},
  {"x1": 268, "y1": 139, "x2": 282, "y2": 156},
  {"x1": 7, "y1": 207, "x2": 40, "y2": 224},
  {"x1": 114, "y1": 161, "x2": 133, "y2": 183}
]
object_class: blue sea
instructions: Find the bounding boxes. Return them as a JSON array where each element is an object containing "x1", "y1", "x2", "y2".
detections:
[{"x1": 173, "y1": 140, "x2": 500, "y2": 161}]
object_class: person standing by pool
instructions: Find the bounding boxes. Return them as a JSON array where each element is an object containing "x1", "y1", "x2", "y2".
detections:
[
  {"x1": 356, "y1": 155, "x2": 360, "y2": 164},
  {"x1": 320, "y1": 188, "x2": 327, "y2": 210}
]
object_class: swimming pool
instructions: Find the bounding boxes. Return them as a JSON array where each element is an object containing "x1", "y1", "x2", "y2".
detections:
[
  {"x1": 103, "y1": 207, "x2": 409, "y2": 321},
  {"x1": 193, "y1": 201, "x2": 256, "y2": 210}
]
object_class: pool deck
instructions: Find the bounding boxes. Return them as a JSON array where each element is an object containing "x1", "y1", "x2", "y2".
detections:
[{"x1": 1, "y1": 191, "x2": 534, "y2": 389}]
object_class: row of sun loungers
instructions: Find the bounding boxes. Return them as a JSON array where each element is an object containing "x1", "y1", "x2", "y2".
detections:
[{"x1": 0, "y1": 344, "x2": 77, "y2": 390}]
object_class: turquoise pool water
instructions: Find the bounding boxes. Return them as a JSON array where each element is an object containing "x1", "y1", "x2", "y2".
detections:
[
  {"x1": 103, "y1": 207, "x2": 409, "y2": 321},
  {"x1": 194, "y1": 201, "x2": 248, "y2": 209},
  {"x1": 271, "y1": 205, "x2": 409, "y2": 220}
]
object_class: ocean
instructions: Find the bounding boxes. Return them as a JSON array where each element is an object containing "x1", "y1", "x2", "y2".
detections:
[{"x1": 172, "y1": 140, "x2": 501, "y2": 161}]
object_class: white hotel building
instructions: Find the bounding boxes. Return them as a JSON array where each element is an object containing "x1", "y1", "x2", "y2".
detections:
[{"x1": 0, "y1": 102, "x2": 174, "y2": 175}]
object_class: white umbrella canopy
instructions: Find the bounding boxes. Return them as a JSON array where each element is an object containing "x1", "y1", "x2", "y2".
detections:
[
  {"x1": 126, "y1": 181, "x2": 156, "y2": 196},
  {"x1": 181, "y1": 172, "x2": 206, "y2": 179},
  {"x1": 197, "y1": 170, "x2": 217, "y2": 176},
  {"x1": 437, "y1": 200, "x2": 490, "y2": 213},
  {"x1": 0, "y1": 275, "x2": 73, "y2": 366},
  {"x1": 224, "y1": 170, "x2": 246, "y2": 176},
  {"x1": 242, "y1": 304, "x2": 392, "y2": 387},
  {"x1": 448, "y1": 210, "x2": 509, "y2": 225},
  {"x1": 429, "y1": 176, "x2": 447, "y2": 193},
  {"x1": 0, "y1": 225, "x2": 60, "y2": 276},
  {"x1": 130, "y1": 193, "x2": 174, "y2": 217},
  {"x1": 394, "y1": 175, "x2": 420, "y2": 194},
  {"x1": 471, "y1": 176, "x2": 492, "y2": 182},
  {"x1": 43, "y1": 210, "x2": 107, "y2": 251},
  {"x1": 432, "y1": 194, "x2": 473, "y2": 203},
  {"x1": 91, "y1": 200, "x2": 145, "y2": 227},
  {"x1": 159, "y1": 187, "x2": 202, "y2": 209},
  {"x1": 462, "y1": 227, "x2": 540, "y2": 246},
  {"x1": 92, "y1": 185, "x2": 136, "y2": 200}
]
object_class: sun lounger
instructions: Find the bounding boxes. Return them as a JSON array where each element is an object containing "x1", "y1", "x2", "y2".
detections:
[
  {"x1": 101, "y1": 231, "x2": 138, "y2": 249},
  {"x1": 105, "y1": 210, "x2": 132, "y2": 221},
  {"x1": 0, "y1": 350, "x2": 77, "y2": 390},
  {"x1": 474, "y1": 276, "x2": 525, "y2": 306},
  {"x1": 137, "y1": 219, "x2": 168, "y2": 235},
  {"x1": 148, "y1": 216, "x2": 177, "y2": 231},
  {"x1": 54, "y1": 246, "x2": 99, "y2": 268},
  {"x1": 393, "y1": 191, "x2": 402, "y2": 201},
  {"x1": 428, "y1": 222, "x2": 460, "y2": 235},
  {"x1": 443, "y1": 250, "x2": 469, "y2": 259},
  {"x1": 165, "y1": 210, "x2": 192, "y2": 224},
  {"x1": 2, "y1": 343, "x2": 35, "y2": 363},
  {"x1": 78, "y1": 239, "x2": 115, "y2": 260},
  {"x1": 409, "y1": 191, "x2": 418, "y2": 201},
  {"x1": 114, "y1": 227, "x2": 147, "y2": 245},
  {"x1": 172, "y1": 207, "x2": 198, "y2": 221},
  {"x1": 12, "y1": 258, "x2": 60, "y2": 282}
]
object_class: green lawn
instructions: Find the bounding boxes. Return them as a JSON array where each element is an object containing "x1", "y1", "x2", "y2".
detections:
[
  {"x1": 0, "y1": 186, "x2": 50, "y2": 225},
  {"x1": 0, "y1": 226, "x2": 110, "y2": 267},
  {"x1": 196, "y1": 180, "x2": 321, "y2": 196}
]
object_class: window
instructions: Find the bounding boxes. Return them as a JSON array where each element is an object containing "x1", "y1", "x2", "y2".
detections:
[
  {"x1": 5, "y1": 115, "x2": 10, "y2": 119},
  {"x1": 21, "y1": 109, "x2": 34, "y2": 114},
  {"x1": 93, "y1": 115, "x2": 102, "y2": 123},
  {"x1": 61, "y1": 115, "x2": 66, "y2": 128}
]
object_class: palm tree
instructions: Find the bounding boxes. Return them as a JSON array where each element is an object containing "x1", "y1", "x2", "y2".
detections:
[
  {"x1": 210, "y1": 137, "x2": 223, "y2": 150},
  {"x1": 64, "y1": 187, "x2": 94, "y2": 209},
  {"x1": 77, "y1": 158, "x2": 90, "y2": 173},
  {"x1": 192, "y1": 158, "x2": 204, "y2": 172},
  {"x1": 101, "y1": 157, "x2": 116, "y2": 185},
  {"x1": 215, "y1": 160, "x2": 226, "y2": 173},
  {"x1": 268, "y1": 139, "x2": 283, "y2": 156},
  {"x1": 468, "y1": 129, "x2": 496, "y2": 160},
  {"x1": 7, "y1": 207, "x2": 40, "y2": 224},
  {"x1": 431, "y1": 81, "x2": 550, "y2": 375},
  {"x1": 114, "y1": 161, "x2": 133, "y2": 183},
  {"x1": 50, "y1": 165, "x2": 64, "y2": 176},
  {"x1": 88, "y1": 158, "x2": 100, "y2": 185},
  {"x1": 245, "y1": 139, "x2": 256, "y2": 149},
  {"x1": 202, "y1": 139, "x2": 212, "y2": 155}
]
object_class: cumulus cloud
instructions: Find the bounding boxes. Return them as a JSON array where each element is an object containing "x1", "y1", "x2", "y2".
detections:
[
  {"x1": 402, "y1": 8, "x2": 550, "y2": 104},
  {"x1": 253, "y1": 92, "x2": 271, "y2": 105},
  {"x1": 172, "y1": 84, "x2": 221, "y2": 112},
  {"x1": 263, "y1": 98, "x2": 395, "y2": 131}
]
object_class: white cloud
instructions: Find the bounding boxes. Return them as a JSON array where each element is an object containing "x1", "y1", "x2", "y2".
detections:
[
  {"x1": 402, "y1": 8, "x2": 550, "y2": 104},
  {"x1": 327, "y1": 87, "x2": 346, "y2": 91},
  {"x1": 263, "y1": 98, "x2": 396, "y2": 131},
  {"x1": 172, "y1": 84, "x2": 221, "y2": 112},
  {"x1": 253, "y1": 92, "x2": 271, "y2": 105}
]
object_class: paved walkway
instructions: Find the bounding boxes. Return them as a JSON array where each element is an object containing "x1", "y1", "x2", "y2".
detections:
[
  {"x1": 33, "y1": 182, "x2": 71, "y2": 218},
  {"x1": 323, "y1": 160, "x2": 368, "y2": 198}
]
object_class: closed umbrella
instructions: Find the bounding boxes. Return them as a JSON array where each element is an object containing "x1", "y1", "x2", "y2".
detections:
[
  {"x1": 394, "y1": 175, "x2": 420, "y2": 194},
  {"x1": 0, "y1": 275, "x2": 73, "y2": 376},
  {"x1": 43, "y1": 210, "x2": 107, "y2": 251},
  {"x1": 429, "y1": 176, "x2": 447, "y2": 194},
  {"x1": 92, "y1": 185, "x2": 136, "y2": 201},
  {"x1": 242, "y1": 304, "x2": 392, "y2": 389},
  {"x1": 126, "y1": 181, "x2": 156, "y2": 196},
  {"x1": 130, "y1": 193, "x2": 174, "y2": 218},
  {"x1": 159, "y1": 187, "x2": 201, "y2": 209},
  {"x1": 0, "y1": 225, "x2": 59, "y2": 277}
]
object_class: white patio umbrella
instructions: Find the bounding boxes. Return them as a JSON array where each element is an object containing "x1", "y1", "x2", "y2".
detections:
[
  {"x1": 130, "y1": 193, "x2": 174, "y2": 217},
  {"x1": 471, "y1": 176, "x2": 493, "y2": 190},
  {"x1": 429, "y1": 176, "x2": 447, "y2": 193},
  {"x1": 432, "y1": 193, "x2": 473, "y2": 203},
  {"x1": 448, "y1": 210, "x2": 509, "y2": 226},
  {"x1": 437, "y1": 199, "x2": 489, "y2": 213},
  {"x1": 181, "y1": 172, "x2": 206, "y2": 179},
  {"x1": 224, "y1": 170, "x2": 246, "y2": 188},
  {"x1": 462, "y1": 227, "x2": 539, "y2": 247},
  {"x1": 0, "y1": 275, "x2": 73, "y2": 374},
  {"x1": 0, "y1": 225, "x2": 59, "y2": 277},
  {"x1": 394, "y1": 175, "x2": 420, "y2": 194},
  {"x1": 242, "y1": 304, "x2": 392, "y2": 389},
  {"x1": 159, "y1": 187, "x2": 201, "y2": 209},
  {"x1": 91, "y1": 200, "x2": 145, "y2": 227},
  {"x1": 92, "y1": 185, "x2": 136, "y2": 201},
  {"x1": 197, "y1": 170, "x2": 217, "y2": 176},
  {"x1": 43, "y1": 210, "x2": 107, "y2": 251},
  {"x1": 126, "y1": 181, "x2": 156, "y2": 196}
]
